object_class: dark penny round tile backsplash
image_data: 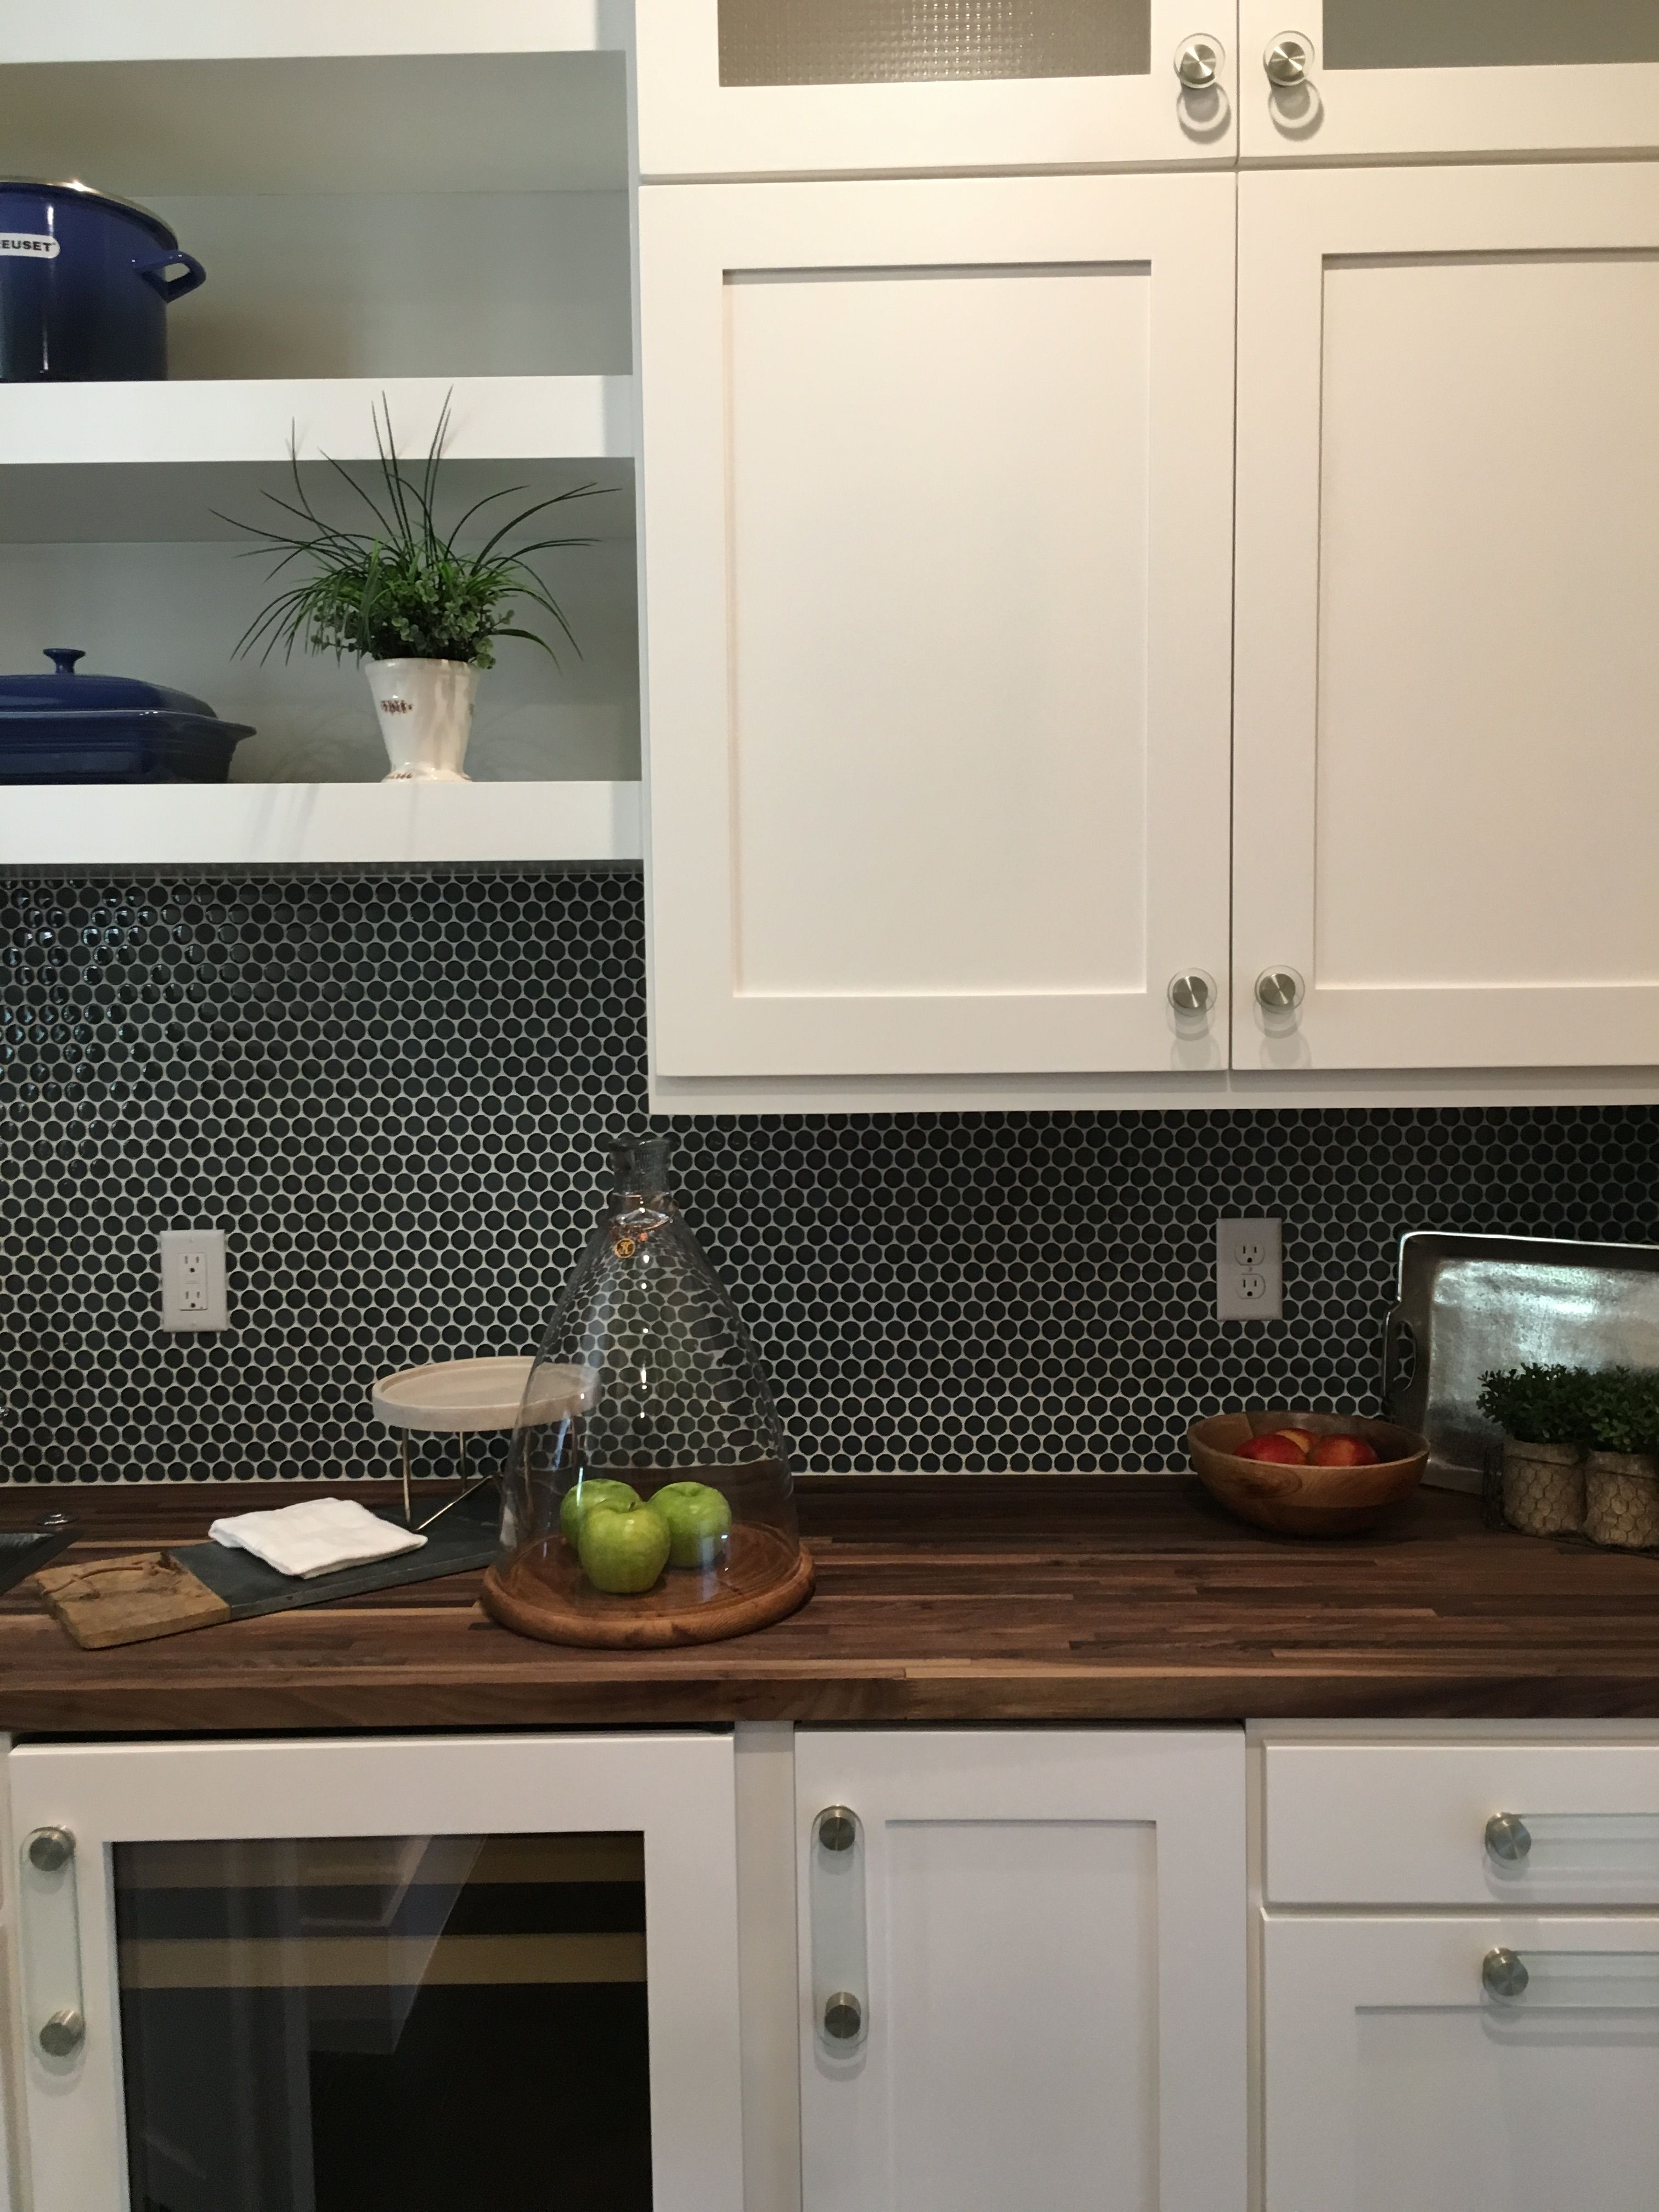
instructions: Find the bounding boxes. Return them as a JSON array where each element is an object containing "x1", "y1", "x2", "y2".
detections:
[{"x1": 3, "y1": 870, "x2": 1658, "y2": 1484}]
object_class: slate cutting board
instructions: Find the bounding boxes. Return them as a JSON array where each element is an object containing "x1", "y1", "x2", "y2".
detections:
[
  {"x1": 170, "y1": 1485, "x2": 501, "y2": 1622},
  {"x1": 0, "y1": 1519, "x2": 78, "y2": 1599}
]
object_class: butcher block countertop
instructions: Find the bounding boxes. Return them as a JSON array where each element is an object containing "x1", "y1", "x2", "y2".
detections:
[{"x1": 2, "y1": 1476, "x2": 1659, "y2": 1735}]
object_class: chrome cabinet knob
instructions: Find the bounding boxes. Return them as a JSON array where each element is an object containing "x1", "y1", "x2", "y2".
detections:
[
  {"x1": 1255, "y1": 967, "x2": 1305, "y2": 1013},
  {"x1": 1175, "y1": 36, "x2": 1223, "y2": 89},
  {"x1": 38, "y1": 2007, "x2": 84, "y2": 2058},
  {"x1": 817, "y1": 1807, "x2": 857, "y2": 1854},
  {"x1": 26, "y1": 1827, "x2": 74, "y2": 1875},
  {"x1": 823, "y1": 1991, "x2": 864, "y2": 2041},
  {"x1": 1168, "y1": 972, "x2": 1216, "y2": 1016},
  {"x1": 1265, "y1": 33, "x2": 1311, "y2": 87},
  {"x1": 1482, "y1": 1947, "x2": 1530, "y2": 2001},
  {"x1": 1485, "y1": 1813, "x2": 1532, "y2": 1865}
]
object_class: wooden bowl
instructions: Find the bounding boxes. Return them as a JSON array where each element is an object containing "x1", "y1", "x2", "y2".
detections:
[{"x1": 1186, "y1": 1410, "x2": 1429, "y2": 1538}]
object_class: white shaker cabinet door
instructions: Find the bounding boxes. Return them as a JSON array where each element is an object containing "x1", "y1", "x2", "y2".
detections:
[
  {"x1": 639, "y1": 174, "x2": 1237, "y2": 1081},
  {"x1": 634, "y1": 0, "x2": 1239, "y2": 179},
  {"x1": 1265, "y1": 1915, "x2": 1659, "y2": 2212},
  {"x1": 795, "y1": 1728, "x2": 1246, "y2": 2212},
  {"x1": 1233, "y1": 163, "x2": 1659, "y2": 1074},
  {"x1": 1236, "y1": 0, "x2": 1659, "y2": 163}
]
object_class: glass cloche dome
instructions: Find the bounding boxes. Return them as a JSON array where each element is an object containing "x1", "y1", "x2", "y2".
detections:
[{"x1": 483, "y1": 1137, "x2": 813, "y2": 1646}]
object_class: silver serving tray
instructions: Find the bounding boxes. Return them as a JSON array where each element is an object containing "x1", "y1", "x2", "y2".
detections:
[{"x1": 1385, "y1": 1232, "x2": 1659, "y2": 1493}]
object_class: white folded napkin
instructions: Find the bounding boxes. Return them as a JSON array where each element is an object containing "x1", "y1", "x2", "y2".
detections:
[{"x1": 208, "y1": 1498, "x2": 427, "y2": 1581}]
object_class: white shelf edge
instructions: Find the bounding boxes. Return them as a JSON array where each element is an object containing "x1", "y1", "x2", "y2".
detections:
[
  {"x1": 4, "y1": 2, "x2": 620, "y2": 63},
  {"x1": 0, "y1": 377, "x2": 636, "y2": 467},
  {"x1": 0, "y1": 781, "x2": 642, "y2": 869}
]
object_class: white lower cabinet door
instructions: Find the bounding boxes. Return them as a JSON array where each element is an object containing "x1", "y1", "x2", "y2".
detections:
[
  {"x1": 1265, "y1": 1914, "x2": 1659, "y2": 2211},
  {"x1": 6, "y1": 1733, "x2": 743, "y2": 2212},
  {"x1": 639, "y1": 172, "x2": 1237, "y2": 1082},
  {"x1": 795, "y1": 1728, "x2": 1246, "y2": 2212},
  {"x1": 1234, "y1": 162, "x2": 1659, "y2": 1073}
]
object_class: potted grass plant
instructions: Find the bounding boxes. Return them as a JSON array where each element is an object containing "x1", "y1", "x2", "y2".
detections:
[
  {"x1": 1477, "y1": 1363, "x2": 1589, "y2": 1537},
  {"x1": 1581, "y1": 1368, "x2": 1659, "y2": 1550},
  {"x1": 225, "y1": 396, "x2": 602, "y2": 782}
]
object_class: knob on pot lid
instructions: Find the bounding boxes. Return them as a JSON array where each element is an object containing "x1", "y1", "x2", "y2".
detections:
[{"x1": 0, "y1": 648, "x2": 224, "y2": 723}]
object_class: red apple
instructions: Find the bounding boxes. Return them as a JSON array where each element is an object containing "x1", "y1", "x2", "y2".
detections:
[
  {"x1": 1276, "y1": 1429, "x2": 1318, "y2": 1459},
  {"x1": 1235, "y1": 1433, "x2": 1307, "y2": 1465},
  {"x1": 1307, "y1": 1435, "x2": 1379, "y2": 1468}
]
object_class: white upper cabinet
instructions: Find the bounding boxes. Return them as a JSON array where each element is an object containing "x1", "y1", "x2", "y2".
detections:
[
  {"x1": 633, "y1": 0, "x2": 1240, "y2": 177},
  {"x1": 795, "y1": 1728, "x2": 1247, "y2": 2212},
  {"x1": 1233, "y1": 163, "x2": 1659, "y2": 1074},
  {"x1": 1237, "y1": 0, "x2": 1659, "y2": 163},
  {"x1": 639, "y1": 172, "x2": 1237, "y2": 1083}
]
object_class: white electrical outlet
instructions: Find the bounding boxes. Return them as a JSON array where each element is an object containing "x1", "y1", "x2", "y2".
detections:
[
  {"x1": 159, "y1": 1229, "x2": 229, "y2": 1331},
  {"x1": 1215, "y1": 1218, "x2": 1283, "y2": 1322}
]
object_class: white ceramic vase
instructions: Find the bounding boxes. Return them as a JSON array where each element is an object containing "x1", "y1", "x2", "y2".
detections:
[{"x1": 366, "y1": 658, "x2": 478, "y2": 783}]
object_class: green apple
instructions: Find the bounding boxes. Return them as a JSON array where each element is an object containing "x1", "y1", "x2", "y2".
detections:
[
  {"x1": 651, "y1": 1481, "x2": 733, "y2": 1569},
  {"x1": 579, "y1": 1503, "x2": 671, "y2": 1595},
  {"x1": 558, "y1": 1478, "x2": 641, "y2": 1547}
]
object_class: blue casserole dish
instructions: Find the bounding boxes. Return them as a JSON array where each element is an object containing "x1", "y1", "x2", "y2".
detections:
[
  {"x1": 0, "y1": 180, "x2": 206, "y2": 382},
  {"x1": 0, "y1": 650, "x2": 255, "y2": 783}
]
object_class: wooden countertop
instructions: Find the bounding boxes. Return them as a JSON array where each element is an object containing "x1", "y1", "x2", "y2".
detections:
[{"x1": 3, "y1": 1476, "x2": 1658, "y2": 1735}]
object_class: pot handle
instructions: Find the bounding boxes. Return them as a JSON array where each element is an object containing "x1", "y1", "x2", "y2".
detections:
[{"x1": 134, "y1": 248, "x2": 207, "y2": 303}]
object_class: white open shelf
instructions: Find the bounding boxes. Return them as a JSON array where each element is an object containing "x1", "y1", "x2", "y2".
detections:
[
  {"x1": 0, "y1": 7, "x2": 642, "y2": 873},
  {"x1": 0, "y1": 377, "x2": 634, "y2": 470},
  {"x1": 0, "y1": 48, "x2": 627, "y2": 198},
  {"x1": 0, "y1": 782, "x2": 642, "y2": 870},
  {"x1": 2, "y1": 2, "x2": 622, "y2": 64}
]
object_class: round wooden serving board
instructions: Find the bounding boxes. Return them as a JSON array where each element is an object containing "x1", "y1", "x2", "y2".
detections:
[{"x1": 481, "y1": 1522, "x2": 815, "y2": 1649}]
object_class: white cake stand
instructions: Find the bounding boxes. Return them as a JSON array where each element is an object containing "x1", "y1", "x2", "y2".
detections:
[
  {"x1": 371, "y1": 1357, "x2": 534, "y2": 1531},
  {"x1": 371, "y1": 1358, "x2": 590, "y2": 1530}
]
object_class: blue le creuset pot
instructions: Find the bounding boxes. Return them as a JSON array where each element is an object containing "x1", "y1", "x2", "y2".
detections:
[
  {"x1": 0, "y1": 649, "x2": 253, "y2": 783},
  {"x1": 0, "y1": 180, "x2": 206, "y2": 382}
]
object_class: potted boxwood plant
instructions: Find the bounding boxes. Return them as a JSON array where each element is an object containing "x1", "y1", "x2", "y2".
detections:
[
  {"x1": 227, "y1": 397, "x2": 601, "y2": 782},
  {"x1": 1581, "y1": 1368, "x2": 1659, "y2": 1550},
  {"x1": 1477, "y1": 1363, "x2": 1589, "y2": 1537}
]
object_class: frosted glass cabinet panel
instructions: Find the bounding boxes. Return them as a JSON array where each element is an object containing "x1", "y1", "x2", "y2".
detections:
[
  {"x1": 1233, "y1": 163, "x2": 1659, "y2": 1073},
  {"x1": 1266, "y1": 1916, "x2": 1659, "y2": 2211},
  {"x1": 1323, "y1": 0, "x2": 1659, "y2": 73},
  {"x1": 716, "y1": 0, "x2": 1151, "y2": 84},
  {"x1": 8, "y1": 1736, "x2": 743, "y2": 2212},
  {"x1": 1238, "y1": 0, "x2": 1659, "y2": 158},
  {"x1": 634, "y1": 0, "x2": 1238, "y2": 176},
  {"x1": 797, "y1": 1730, "x2": 1247, "y2": 2212},
  {"x1": 639, "y1": 174, "x2": 1237, "y2": 1085}
]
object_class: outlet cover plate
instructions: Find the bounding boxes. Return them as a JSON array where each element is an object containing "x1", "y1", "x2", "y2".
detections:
[
  {"x1": 159, "y1": 1229, "x2": 229, "y2": 1331},
  {"x1": 1216, "y1": 1218, "x2": 1283, "y2": 1322}
]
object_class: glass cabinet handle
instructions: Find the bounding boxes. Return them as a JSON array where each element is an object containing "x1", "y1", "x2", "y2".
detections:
[
  {"x1": 20, "y1": 1826, "x2": 87, "y2": 2066},
  {"x1": 1175, "y1": 37, "x2": 1224, "y2": 90},
  {"x1": 1265, "y1": 33, "x2": 1312, "y2": 88},
  {"x1": 1485, "y1": 1813, "x2": 1532, "y2": 1864},
  {"x1": 1167, "y1": 971, "x2": 1216, "y2": 1017},
  {"x1": 1484, "y1": 1810, "x2": 1659, "y2": 1878},
  {"x1": 810, "y1": 1804, "x2": 868, "y2": 2052},
  {"x1": 1255, "y1": 967, "x2": 1305, "y2": 1013},
  {"x1": 1482, "y1": 1946, "x2": 1659, "y2": 2010}
]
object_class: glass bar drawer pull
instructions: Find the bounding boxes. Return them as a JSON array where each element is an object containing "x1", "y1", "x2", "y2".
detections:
[
  {"x1": 20, "y1": 1826, "x2": 86, "y2": 2065},
  {"x1": 1485, "y1": 1810, "x2": 1659, "y2": 1877},
  {"x1": 1482, "y1": 1948, "x2": 1659, "y2": 2010},
  {"x1": 810, "y1": 1804, "x2": 868, "y2": 2052}
]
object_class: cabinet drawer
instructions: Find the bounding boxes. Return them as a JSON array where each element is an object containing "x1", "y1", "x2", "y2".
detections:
[
  {"x1": 1265, "y1": 1742, "x2": 1659, "y2": 1906},
  {"x1": 1264, "y1": 1914, "x2": 1659, "y2": 2212}
]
